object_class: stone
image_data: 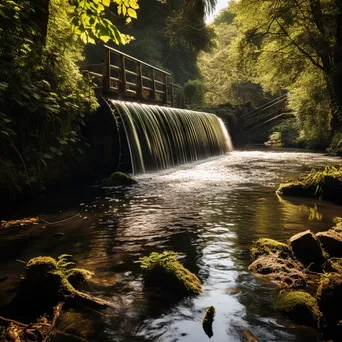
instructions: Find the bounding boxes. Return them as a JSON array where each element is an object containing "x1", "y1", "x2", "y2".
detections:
[
  {"x1": 103, "y1": 172, "x2": 137, "y2": 186},
  {"x1": 274, "y1": 291, "x2": 322, "y2": 328},
  {"x1": 251, "y1": 238, "x2": 291, "y2": 260},
  {"x1": 289, "y1": 230, "x2": 326, "y2": 270},
  {"x1": 248, "y1": 254, "x2": 307, "y2": 289},
  {"x1": 202, "y1": 306, "x2": 215, "y2": 338},
  {"x1": 276, "y1": 181, "x2": 316, "y2": 198},
  {"x1": 316, "y1": 230, "x2": 342, "y2": 257},
  {"x1": 137, "y1": 251, "x2": 201, "y2": 295},
  {"x1": 316, "y1": 273, "x2": 342, "y2": 339}
]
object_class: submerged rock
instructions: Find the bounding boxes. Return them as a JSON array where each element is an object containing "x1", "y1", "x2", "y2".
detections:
[
  {"x1": 202, "y1": 306, "x2": 215, "y2": 338},
  {"x1": 249, "y1": 254, "x2": 307, "y2": 289},
  {"x1": 289, "y1": 230, "x2": 326, "y2": 270},
  {"x1": 316, "y1": 230, "x2": 342, "y2": 257},
  {"x1": 137, "y1": 251, "x2": 201, "y2": 295},
  {"x1": 251, "y1": 238, "x2": 291, "y2": 260},
  {"x1": 103, "y1": 172, "x2": 137, "y2": 186},
  {"x1": 316, "y1": 273, "x2": 342, "y2": 339},
  {"x1": 274, "y1": 291, "x2": 322, "y2": 327}
]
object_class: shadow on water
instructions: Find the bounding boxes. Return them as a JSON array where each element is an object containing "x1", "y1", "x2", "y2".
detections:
[{"x1": 0, "y1": 150, "x2": 341, "y2": 341}]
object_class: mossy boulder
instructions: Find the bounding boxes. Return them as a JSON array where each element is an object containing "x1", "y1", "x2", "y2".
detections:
[
  {"x1": 202, "y1": 306, "x2": 215, "y2": 338},
  {"x1": 12, "y1": 255, "x2": 94, "y2": 312},
  {"x1": 316, "y1": 230, "x2": 342, "y2": 257},
  {"x1": 276, "y1": 166, "x2": 342, "y2": 203},
  {"x1": 274, "y1": 291, "x2": 322, "y2": 327},
  {"x1": 249, "y1": 254, "x2": 307, "y2": 289},
  {"x1": 277, "y1": 181, "x2": 316, "y2": 198},
  {"x1": 137, "y1": 251, "x2": 201, "y2": 296},
  {"x1": 251, "y1": 238, "x2": 291, "y2": 260},
  {"x1": 333, "y1": 217, "x2": 342, "y2": 233},
  {"x1": 103, "y1": 172, "x2": 137, "y2": 186},
  {"x1": 289, "y1": 230, "x2": 326, "y2": 271},
  {"x1": 316, "y1": 273, "x2": 342, "y2": 338}
]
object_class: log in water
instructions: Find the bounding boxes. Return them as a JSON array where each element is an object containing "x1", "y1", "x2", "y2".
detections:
[{"x1": 109, "y1": 100, "x2": 233, "y2": 173}]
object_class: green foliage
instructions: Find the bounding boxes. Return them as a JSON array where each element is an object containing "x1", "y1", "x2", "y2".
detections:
[
  {"x1": 210, "y1": 0, "x2": 342, "y2": 149},
  {"x1": 70, "y1": 0, "x2": 139, "y2": 44},
  {"x1": 86, "y1": 0, "x2": 216, "y2": 84},
  {"x1": 0, "y1": 0, "x2": 98, "y2": 197},
  {"x1": 182, "y1": 80, "x2": 206, "y2": 109},
  {"x1": 265, "y1": 119, "x2": 301, "y2": 147},
  {"x1": 197, "y1": 7, "x2": 270, "y2": 107}
]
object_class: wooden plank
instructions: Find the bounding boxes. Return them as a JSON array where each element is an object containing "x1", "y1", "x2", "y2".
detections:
[
  {"x1": 136, "y1": 62, "x2": 143, "y2": 97},
  {"x1": 125, "y1": 69, "x2": 139, "y2": 77},
  {"x1": 164, "y1": 73, "x2": 168, "y2": 104},
  {"x1": 103, "y1": 48, "x2": 111, "y2": 92},
  {"x1": 126, "y1": 81, "x2": 138, "y2": 88},
  {"x1": 119, "y1": 55, "x2": 127, "y2": 94},
  {"x1": 151, "y1": 69, "x2": 156, "y2": 99},
  {"x1": 154, "y1": 80, "x2": 165, "y2": 86}
]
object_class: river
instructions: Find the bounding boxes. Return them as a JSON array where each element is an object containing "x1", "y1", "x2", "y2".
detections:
[{"x1": 0, "y1": 149, "x2": 341, "y2": 341}]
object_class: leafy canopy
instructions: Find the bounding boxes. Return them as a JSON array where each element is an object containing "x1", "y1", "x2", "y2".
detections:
[{"x1": 69, "y1": 0, "x2": 139, "y2": 44}]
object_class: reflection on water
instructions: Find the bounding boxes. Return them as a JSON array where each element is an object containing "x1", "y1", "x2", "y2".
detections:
[{"x1": 0, "y1": 150, "x2": 341, "y2": 341}]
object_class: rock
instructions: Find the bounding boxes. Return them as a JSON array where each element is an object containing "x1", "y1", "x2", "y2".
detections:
[
  {"x1": 251, "y1": 238, "x2": 291, "y2": 260},
  {"x1": 316, "y1": 273, "x2": 342, "y2": 339},
  {"x1": 276, "y1": 167, "x2": 342, "y2": 203},
  {"x1": 274, "y1": 291, "x2": 322, "y2": 327},
  {"x1": 321, "y1": 175, "x2": 342, "y2": 203},
  {"x1": 202, "y1": 306, "x2": 215, "y2": 338},
  {"x1": 333, "y1": 217, "x2": 342, "y2": 233},
  {"x1": 249, "y1": 254, "x2": 307, "y2": 289},
  {"x1": 103, "y1": 172, "x2": 137, "y2": 186},
  {"x1": 239, "y1": 327, "x2": 259, "y2": 342},
  {"x1": 276, "y1": 181, "x2": 316, "y2": 198},
  {"x1": 289, "y1": 230, "x2": 326, "y2": 270},
  {"x1": 137, "y1": 251, "x2": 201, "y2": 295},
  {"x1": 316, "y1": 230, "x2": 342, "y2": 257}
]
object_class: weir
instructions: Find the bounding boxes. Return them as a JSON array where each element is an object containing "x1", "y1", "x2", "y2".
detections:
[{"x1": 104, "y1": 100, "x2": 233, "y2": 174}]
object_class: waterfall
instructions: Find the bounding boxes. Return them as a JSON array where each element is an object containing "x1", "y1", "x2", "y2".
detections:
[{"x1": 108, "y1": 100, "x2": 233, "y2": 174}]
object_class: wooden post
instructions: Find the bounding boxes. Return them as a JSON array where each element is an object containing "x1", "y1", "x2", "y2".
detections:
[
  {"x1": 164, "y1": 74, "x2": 168, "y2": 105},
  {"x1": 151, "y1": 68, "x2": 156, "y2": 99},
  {"x1": 103, "y1": 48, "x2": 111, "y2": 92},
  {"x1": 171, "y1": 83, "x2": 175, "y2": 107},
  {"x1": 136, "y1": 62, "x2": 143, "y2": 97},
  {"x1": 119, "y1": 55, "x2": 127, "y2": 94}
]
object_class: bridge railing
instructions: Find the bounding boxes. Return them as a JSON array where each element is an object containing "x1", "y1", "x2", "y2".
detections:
[{"x1": 82, "y1": 46, "x2": 180, "y2": 107}]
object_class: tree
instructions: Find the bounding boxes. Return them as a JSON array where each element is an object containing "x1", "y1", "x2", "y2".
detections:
[{"x1": 231, "y1": 0, "x2": 342, "y2": 135}]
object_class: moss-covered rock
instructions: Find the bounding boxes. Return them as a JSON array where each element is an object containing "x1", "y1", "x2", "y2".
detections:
[
  {"x1": 202, "y1": 306, "x2": 215, "y2": 338},
  {"x1": 274, "y1": 291, "x2": 322, "y2": 327},
  {"x1": 13, "y1": 255, "x2": 94, "y2": 312},
  {"x1": 276, "y1": 166, "x2": 342, "y2": 203},
  {"x1": 251, "y1": 238, "x2": 291, "y2": 260},
  {"x1": 289, "y1": 230, "x2": 326, "y2": 271},
  {"x1": 333, "y1": 217, "x2": 342, "y2": 233},
  {"x1": 137, "y1": 251, "x2": 201, "y2": 295},
  {"x1": 316, "y1": 273, "x2": 342, "y2": 339},
  {"x1": 249, "y1": 254, "x2": 307, "y2": 289},
  {"x1": 103, "y1": 172, "x2": 137, "y2": 186},
  {"x1": 316, "y1": 230, "x2": 342, "y2": 257}
]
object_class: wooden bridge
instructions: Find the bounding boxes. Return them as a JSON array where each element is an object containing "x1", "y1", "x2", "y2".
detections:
[
  {"x1": 241, "y1": 94, "x2": 295, "y2": 135},
  {"x1": 82, "y1": 45, "x2": 180, "y2": 107}
]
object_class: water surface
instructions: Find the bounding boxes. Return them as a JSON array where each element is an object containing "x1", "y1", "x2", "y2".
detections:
[{"x1": 0, "y1": 150, "x2": 341, "y2": 341}]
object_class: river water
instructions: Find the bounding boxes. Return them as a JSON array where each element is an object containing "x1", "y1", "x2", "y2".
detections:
[{"x1": 0, "y1": 150, "x2": 341, "y2": 342}]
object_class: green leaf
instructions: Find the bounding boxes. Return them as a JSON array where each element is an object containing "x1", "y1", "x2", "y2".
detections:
[
  {"x1": 102, "y1": 0, "x2": 110, "y2": 6},
  {"x1": 127, "y1": 8, "x2": 137, "y2": 19}
]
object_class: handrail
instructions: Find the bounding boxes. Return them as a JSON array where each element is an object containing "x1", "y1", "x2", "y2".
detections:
[
  {"x1": 82, "y1": 46, "x2": 181, "y2": 107},
  {"x1": 104, "y1": 45, "x2": 171, "y2": 76}
]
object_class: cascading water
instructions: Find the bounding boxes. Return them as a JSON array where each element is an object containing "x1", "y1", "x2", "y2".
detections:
[{"x1": 107, "y1": 100, "x2": 233, "y2": 174}]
